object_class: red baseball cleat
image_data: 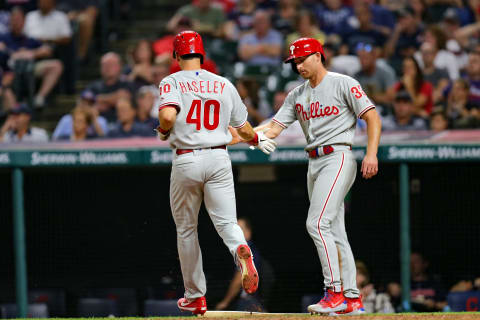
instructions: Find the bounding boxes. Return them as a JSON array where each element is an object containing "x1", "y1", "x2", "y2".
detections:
[
  {"x1": 236, "y1": 244, "x2": 259, "y2": 294},
  {"x1": 177, "y1": 296, "x2": 207, "y2": 315},
  {"x1": 330, "y1": 296, "x2": 365, "y2": 316},
  {"x1": 308, "y1": 289, "x2": 347, "y2": 314}
]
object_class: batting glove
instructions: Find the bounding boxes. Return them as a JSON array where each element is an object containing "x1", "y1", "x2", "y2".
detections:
[
  {"x1": 154, "y1": 126, "x2": 170, "y2": 141},
  {"x1": 247, "y1": 131, "x2": 277, "y2": 155}
]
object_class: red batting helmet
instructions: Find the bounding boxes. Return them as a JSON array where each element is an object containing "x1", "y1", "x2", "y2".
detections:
[
  {"x1": 284, "y1": 37, "x2": 325, "y2": 64},
  {"x1": 173, "y1": 30, "x2": 205, "y2": 63}
]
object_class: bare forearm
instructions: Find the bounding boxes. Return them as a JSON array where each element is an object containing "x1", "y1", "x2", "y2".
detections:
[
  {"x1": 237, "y1": 122, "x2": 256, "y2": 141},
  {"x1": 364, "y1": 111, "x2": 381, "y2": 157}
]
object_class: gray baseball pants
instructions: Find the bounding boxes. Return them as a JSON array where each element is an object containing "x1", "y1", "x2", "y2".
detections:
[
  {"x1": 306, "y1": 147, "x2": 360, "y2": 298},
  {"x1": 170, "y1": 148, "x2": 247, "y2": 300}
]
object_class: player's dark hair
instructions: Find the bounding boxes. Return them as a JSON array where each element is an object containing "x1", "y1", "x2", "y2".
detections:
[{"x1": 179, "y1": 53, "x2": 204, "y2": 64}]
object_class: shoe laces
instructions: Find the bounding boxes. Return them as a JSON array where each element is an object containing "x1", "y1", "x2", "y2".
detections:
[{"x1": 320, "y1": 288, "x2": 334, "y2": 303}]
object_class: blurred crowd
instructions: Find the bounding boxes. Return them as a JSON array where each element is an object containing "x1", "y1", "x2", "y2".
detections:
[{"x1": 1, "y1": 0, "x2": 480, "y2": 143}]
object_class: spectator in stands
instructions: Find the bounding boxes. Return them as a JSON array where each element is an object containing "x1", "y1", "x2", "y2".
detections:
[
  {"x1": 358, "y1": 0, "x2": 396, "y2": 33},
  {"x1": 450, "y1": 276, "x2": 480, "y2": 292},
  {"x1": 271, "y1": 0, "x2": 299, "y2": 36},
  {"x1": 56, "y1": 106, "x2": 97, "y2": 141},
  {"x1": 410, "y1": 252, "x2": 447, "y2": 312},
  {"x1": 386, "y1": 281, "x2": 402, "y2": 312},
  {"x1": 446, "y1": 79, "x2": 479, "y2": 128},
  {"x1": 0, "y1": 6, "x2": 63, "y2": 109},
  {"x1": 0, "y1": 65, "x2": 16, "y2": 113},
  {"x1": 135, "y1": 86, "x2": 158, "y2": 131},
  {"x1": 107, "y1": 97, "x2": 152, "y2": 138},
  {"x1": 0, "y1": 4, "x2": 10, "y2": 35},
  {"x1": 414, "y1": 25, "x2": 459, "y2": 81},
  {"x1": 429, "y1": 107, "x2": 449, "y2": 132},
  {"x1": 382, "y1": 90, "x2": 428, "y2": 131},
  {"x1": 86, "y1": 52, "x2": 133, "y2": 122},
  {"x1": 126, "y1": 39, "x2": 155, "y2": 91},
  {"x1": 153, "y1": 16, "x2": 192, "y2": 64},
  {"x1": 56, "y1": 0, "x2": 99, "y2": 61},
  {"x1": 238, "y1": 10, "x2": 282, "y2": 66},
  {"x1": 236, "y1": 77, "x2": 265, "y2": 126},
  {"x1": 441, "y1": 8, "x2": 470, "y2": 72},
  {"x1": 340, "y1": 3, "x2": 387, "y2": 55},
  {"x1": 356, "y1": 260, "x2": 394, "y2": 314},
  {"x1": 285, "y1": 10, "x2": 325, "y2": 55},
  {"x1": 354, "y1": 42, "x2": 396, "y2": 108},
  {"x1": 387, "y1": 56, "x2": 433, "y2": 117},
  {"x1": 465, "y1": 51, "x2": 480, "y2": 106},
  {"x1": 166, "y1": 0, "x2": 226, "y2": 38},
  {"x1": 0, "y1": 103, "x2": 48, "y2": 142},
  {"x1": 419, "y1": 42, "x2": 450, "y2": 104},
  {"x1": 52, "y1": 89, "x2": 107, "y2": 140},
  {"x1": 215, "y1": 217, "x2": 266, "y2": 312},
  {"x1": 314, "y1": 0, "x2": 353, "y2": 35},
  {"x1": 384, "y1": 6, "x2": 423, "y2": 73},
  {"x1": 24, "y1": 0, "x2": 72, "y2": 45},
  {"x1": 224, "y1": 0, "x2": 256, "y2": 40}
]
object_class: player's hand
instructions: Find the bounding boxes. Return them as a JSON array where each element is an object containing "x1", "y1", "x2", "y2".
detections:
[
  {"x1": 255, "y1": 131, "x2": 277, "y2": 155},
  {"x1": 361, "y1": 154, "x2": 378, "y2": 179},
  {"x1": 154, "y1": 126, "x2": 170, "y2": 141}
]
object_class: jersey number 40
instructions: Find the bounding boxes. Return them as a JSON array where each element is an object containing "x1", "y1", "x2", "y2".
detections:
[{"x1": 186, "y1": 99, "x2": 220, "y2": 130}]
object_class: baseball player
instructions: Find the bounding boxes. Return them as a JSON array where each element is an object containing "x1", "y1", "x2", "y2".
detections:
[
  {"x1": 156, "y1": 30, "x2": 277, "y2": 315},
  {"x1": 257, "y1": 38, "x2": 381, "y2": 315}
]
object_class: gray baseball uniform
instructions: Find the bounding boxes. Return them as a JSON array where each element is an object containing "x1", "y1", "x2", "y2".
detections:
[
  {"x1": 159, "y1": 69, "x2": 249, "y2": 300},
  {"x1": 273, "y1": 72, "x2": 375, "y2": 298}
]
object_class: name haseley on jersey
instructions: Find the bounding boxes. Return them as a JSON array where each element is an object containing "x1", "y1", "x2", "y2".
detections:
[
  {"x1": 175, "y1": 80, "x2": 227, "y2": 95},
  {"x1": 296, "y1": 102, "x2": 340, "y2": 121}
]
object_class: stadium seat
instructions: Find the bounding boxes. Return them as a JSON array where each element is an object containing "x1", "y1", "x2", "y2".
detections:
[
  {"x1": 28, "y1": 288, "x2": 66, "y2": 316},
  {"x1": 77, "y1": 298, "x2": 119, "y2": 317},
  {"x1": 300, "y1": 294, "x2": 323, "y2": 313},
  {"x1": 144, "y1": 299, "x2": 190, "y2": 317},
  {"x1": 447, "y1": 291, "x2": 480, "y2": 311},
  {"x1": 0, "y1": 303, "x2": 49, "y2": 318},
  {"x1": 87, "y1": 288, "x2": 138, "y2": 316}
]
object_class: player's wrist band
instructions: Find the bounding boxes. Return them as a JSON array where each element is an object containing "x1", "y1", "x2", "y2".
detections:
[
  {"x1": 247, "y1": 133, "x2": 259, "y2": 146},
  {"x1": 156, "y1": 126, "x2": 170, "y2": 134}
]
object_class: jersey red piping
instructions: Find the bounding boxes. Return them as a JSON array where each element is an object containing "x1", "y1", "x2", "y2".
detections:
[
  {"x1": 272, "y1": 118, "x2": 287, "y2": 128},
  {"x1": 358, "y1": 105, "x2": 375, "y2": 119},
  {"x1": 317, "y1": 152, "x2": 345, "y2": 288}
]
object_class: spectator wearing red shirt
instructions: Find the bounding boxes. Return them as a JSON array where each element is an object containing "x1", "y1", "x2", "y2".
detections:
[{"x1": 387, "y1": 56, "x2": 433, "y2": 117}]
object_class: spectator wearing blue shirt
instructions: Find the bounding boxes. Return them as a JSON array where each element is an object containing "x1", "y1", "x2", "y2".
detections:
[
  {"x1": 107, "y1": 97, "x2": 152, "y2": 138},
  {"x1": 315, "y1": 0, "x2": 353, "y2": 35},
  {"x1": 52, "y1": 89, "x2": 108, "y2": 140},
  {"x1": 340, "y1": 3, "x2": 387, "y2": 55},
  {"x1": 0, "y1": 6, "x2": 63, "y2": 109},
  {"x1": 238, "y1": 10, "x2": 283, "y2": 66}
]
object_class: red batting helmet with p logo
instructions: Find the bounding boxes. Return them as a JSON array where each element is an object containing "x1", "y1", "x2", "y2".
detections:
[
  {"x1": 284, "y1": 37, "x2": 325, "y2": 63},
  {"x1": 173, "y1": 30, "x2": 205, "y2": 63}
]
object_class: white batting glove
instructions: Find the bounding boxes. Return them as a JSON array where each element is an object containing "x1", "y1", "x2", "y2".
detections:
[
  {"x1": 248, "y1": 131, "x2": 277, "y2": 155},
  {"x1": 154, "y1": 126, "x2": 170, "y2": 141}
]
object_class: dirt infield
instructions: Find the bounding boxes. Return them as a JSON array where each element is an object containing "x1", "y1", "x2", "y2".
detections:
[
  {"x1": 185, "y1": 314, "x2": 480, "y2": 320},
  {"x1": 170, "y1": 312, "x2": 480, "y2": 320}
]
